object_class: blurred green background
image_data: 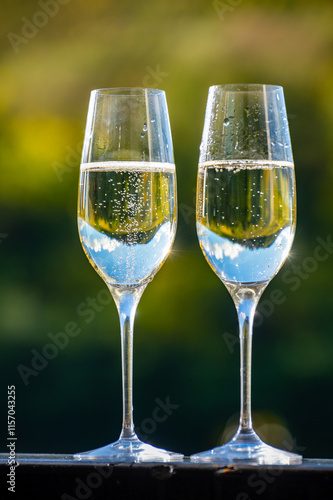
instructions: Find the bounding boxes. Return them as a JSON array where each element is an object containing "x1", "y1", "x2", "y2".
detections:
[{"x1": 0, "y1": 0, "x2": 333, "y2": 458}]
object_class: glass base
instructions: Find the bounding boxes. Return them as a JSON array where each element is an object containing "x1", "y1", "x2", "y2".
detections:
[
  {"x1": 191, "y1": 430, "x2": 302, "y2": 465},
  {"x1": 74, "y1": 435, "x2": 184, "y2": 463}
]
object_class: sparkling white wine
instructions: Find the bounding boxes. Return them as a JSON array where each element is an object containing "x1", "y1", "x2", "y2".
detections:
[
  {"x1": 78, "y1": 161, "x2": 176, "y2": 286},
  {"x1": 197, "y1": 160, "x2": 296, "y2": 285}
]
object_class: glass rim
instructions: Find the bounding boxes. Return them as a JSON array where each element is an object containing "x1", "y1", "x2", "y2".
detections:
[
  {"x1": 209, "y1": 83, "x2": 283, "y2": 93},
  {"x1": 91, "y1": 87, "x2": 165, "y2": 97}
]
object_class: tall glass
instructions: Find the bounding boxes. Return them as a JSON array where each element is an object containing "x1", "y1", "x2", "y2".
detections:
[
  {"x1": 191, "y1": 84, "x2": 301, "y2": 464},
  {"x1": 76, "y1": 88, "x2": 182, "y2": 461}
]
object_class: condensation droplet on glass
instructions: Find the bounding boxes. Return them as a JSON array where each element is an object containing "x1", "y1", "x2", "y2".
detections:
[{"x1": 223, "y1": 118, "x2": 230, "y2": 127}]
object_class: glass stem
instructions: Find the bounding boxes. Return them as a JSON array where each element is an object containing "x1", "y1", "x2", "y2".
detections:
[
  {"x1": 231, "y1": 285, "x2": 266, "y2": 437},
  {"x1": 108, "y1": 284, "x2": 146, "y2": 440}
]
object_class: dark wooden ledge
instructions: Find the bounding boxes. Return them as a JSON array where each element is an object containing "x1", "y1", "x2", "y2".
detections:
[{"x1": 1, "y1": 454, "x2": 333, "y2": 499}]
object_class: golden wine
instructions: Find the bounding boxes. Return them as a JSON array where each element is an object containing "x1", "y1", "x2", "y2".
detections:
[
  {"x1": 78, "y1": 161, "x2": 176, "y2": 286},
  {"x1": 197, "y1": 160, "x2": 295, "y2": 284}
]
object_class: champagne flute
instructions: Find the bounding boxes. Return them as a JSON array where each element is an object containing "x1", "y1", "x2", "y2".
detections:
[
  {"x1": 75, "y1": 88, "x2": 182, "y2": 462},
  {"x1": 191, "y1": 84, "x2": 301, "y2": 464}
]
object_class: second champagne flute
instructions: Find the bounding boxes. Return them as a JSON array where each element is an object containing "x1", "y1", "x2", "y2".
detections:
[
  {"x1": 76, "y1": 88, "x2": 182, "y2": 462},
  {"x1": 191, "y1": 84, "x2": 302, "y2": 465}
]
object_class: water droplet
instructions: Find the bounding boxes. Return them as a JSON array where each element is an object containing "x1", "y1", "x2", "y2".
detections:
[
  {"x1": 223, "y1": 118, "x2": 230, "y2": 127},
  {"x1": 143, "y1": 123, "x2": 148, "y2": 132},
  {"x1": 141, "y1": 133, "x2": 145, "y2": 138}
]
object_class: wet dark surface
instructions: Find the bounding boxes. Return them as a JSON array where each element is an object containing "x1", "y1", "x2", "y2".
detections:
[{"x1": 1, "y1": 455, "x2": 333, "y2": 499}]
